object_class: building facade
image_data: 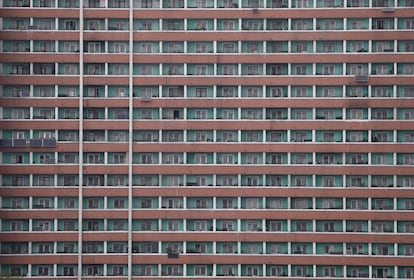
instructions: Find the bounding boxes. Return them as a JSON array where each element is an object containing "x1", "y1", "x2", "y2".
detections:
[{"x1": 1, "y1": 0, "x2": 414, "y2": 278}]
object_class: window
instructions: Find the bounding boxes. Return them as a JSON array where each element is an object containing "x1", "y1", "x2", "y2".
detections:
[
  {"x1": 87, "y1": 64, "x2": 101, "y2": 75},
  {"x1": 246, "y1": 176, "x2": 259, "y2": 186},
  {"x1": 38, "y1": 266, "x2": 50, "y2": 276},
  {"x1": 350, "y1": 41, "x2": 364, "y2": 52},
  {"x1": 194, "y1": 132, "x2": 208, "y2": 142},
  {"x1": 403, "y1": 177, "x2": 414, "y2": 188},
  {"x1": 86, "y1": 265, "x2": 99, "y2": 276},
  {"x1": 10, "y1": 198, "x2": 24, "y2": 209},
  {"x1": 405, "y1": 18, "x2": 414, "y2": 29},
  {"x1": 167, "y1": 220, "x2": 180, "y2": 231},
  {"x1": 222, "y1": 199, "x2": 234, "y2": 209},
  {"x1": 194, "y1": 265, "x2": 207, "y2": 276},
  {"x1": 374, "y1": 19, "x2": 390, "y2": 30},
  {"x1": 295, "y1": 266, "x2": 309, "y2": 277},
  {"x1": 222, "y1": 43, "x2": 236, "y2": 53},
  {"x1": 268, "y1": 20, "x2": 285, "y2": 30},
  {"x1": 245, "y1": 20, "x2": 261, "y2": 30},
  {"x1": 195, "y1": 176, "x2": 207, "y2": 186},
  {"x1": 141, "y1": 65, "x2": 153, "y2": 75},
  {"x1": 109, "y1": 0, "x2": 127, "y2": 7},
  {"x1": 140, "y1": 154, "x2": 152, "y2": 164},
  {"x1": 222, "y1": 65, "x2": 235, "y2": 75},
  {"x1": 168, "y1": 87, "x2": 183, "y2": 97},
  {"x1": 166, "y1": 131, "x2": 181, "y2": 142},
  {"x1": 374, "y1": 41, "x2": 390, "y2": 53},
  {"x1": 222, "y1": 20, "x2": 236, "y2": 30},
  {"x1": 38, "y1": 175, "x2": 52, "y2": 186},
  {"x1": 194, "y1": 220, "x2": 207, "y2": 231},
  {"x1": 221, "y1": 176, "x2": 235, "y2": 186},
  {"x1": 270, "y1": 131, "x2": 282, "y2": 142},
  {"x1": 86, "y1": 221, "x2": 100, "y2": 231},
  {"x1": 195, "y1": 42, "x2": 208, "y2": 53},
  {"x1": 246, "y1": 198, "x2": 259, "y2": 209},
  {"x1": 222, "y1": 109, "x2": 235, "y2": 119},
  {"x1": 113, "y1": 220, "x2": 126, "y2": 231},
  {"x1": 195, "y1": 65, "x2": 208, "y2": 75},
  {"x1": 11, "y1": 64, "x2": 29, "y2": 74},
  {"x1": 295, "y1": 221, "x2": 308, "y2": 231},
  {"x1": 247, "y1": 110, "x2": 260, "y2": 119},
  {"x1": 269, "y1": 220, "x2": 282, "y2": 231},
  {"x1": 349, "y1": 109, "x2": 364, "y2": 120},
  {"x1": 195, "y1": 198, "x2": 207, "y2": 208},
  {"x1": 270, "y1": 266, "x2": 284, "y2": 276},
  {"x1": 372, "y1": 222, "x2": 392, "y2": 232},
  {"x1": 247, "y1": 221, "x2": 260, "y2": 231},
  {"x1": 113, "y1": 64, "x2": 127, "y2": 75},
  {"x1": 167, "y1": 42, "x2": 182, "y2": 53},
  {"x1": 403, "y1": 154, "x2": 414, "y2": 165},
  {"x1": 140, "y1": 20, "x2": 153, "y2": 30},
  {"x1": 139, "y1": 109, "x2": 152, "y2": 120},
  {"x1": 322, "y1": 64, "x2": 335, "y2": 75},
  {"x1": 11, "y1": 221, "x2": 24, "y2": 231},
  {"x1": 373, "y1": 131, "x2": 389, "y2": 142},
  {"x1": 407, "y1": 268, "x2": 414, "y2": 278},
  {"x1": 141, "y1": 176, "x2": 155, "y2": 186},
  {"x1": 12, "y1": 176, "x2": 24, "y2": 186},
  {"x1": 195, "y1": 87, "x2": 207, "y2": 97},
  {"x1": 222, "y1": 132, "x2": 235, "y2": 142},
  {"x1": 166, "y1": 176, "x2": 180, "y2": 186},
  {"x1": 269, "y1": 64, "x2": 283, "y2": 75},
  {"x1": 349, "y1": 221, "x2": 363, "y2": 232},
  {"x1": 294, "y1": 109, "x2": 308, "y2": 119},
  {"x1": 294, "y1": 87, "x2": 308, "y2": 97},
  {"x1": 88, "y1": 42, "x2": 101, "y2": 53},
  {"x1": 295, "y1": 65, "x2": 307, "y2": 75},
  {"x1": 375, "y1": 244, "x2": 390, "y2": 255},
  {"x1": 247, "y1": 65, "x2": 259, "y2": 75},
  {"x1": 140, "y1": 43, "x2": 153, "y2": 53},
  {"x1": 294, "y1": 243, "x2": 308, "y2": 254},
  {"x1": 246, "y1": 87, "x2": 260, "y2": 97},
  {"x1": 349, "y1": 64, "x2": 367, "y2": 75},
  {"x1": 268, "y1": 198, "x2": 282, "y2": 209},
  {"x1": 63, "y1": 198, "x2": 75, "y2": 208},
  {"x1": 62, "y1": 108, "x2": 77, "y2": 119},
  {"x1": 294, "y1": 20, "x2": 310, "y2": 30},
  {"x1": 38, "y1": 20, "x2": 52, "y2": 30},
  {"x1": 63, "y1": 266, "x2": 75, "y2": 276},
  {"x1": 195, "y1": 109, "x2": 208, "y2": 119},
  {"x1": 62, "y1": 175, "x2": 76, "y2": 186},
  {"x1": 87, "y1": 198, "x2": 99, "y2": 209},
  {"x1": 323, "y1": 222, "x2": 336, "y2": 232},
  {"x1": 33, "y1": 220, "x2": 51, "y2": 231},
  {"x1": 403, "y1": 64, "x2": 414, "y2": 75},
  {"x1": 295, "y1": 0, "x2": 309, "y2": 7},
  {"x1": 222, "y1": 242, "x2": 234, "y2": 253},
  {"x1": 321, "y1": 199, "x2": 336, "y2": 209},
  {"x1": 63, "y1": 42, "x2": 78, "y2": 52},
  {"x1": 194, "y1": 20, "x2": 208, "y2": 30},
  {"x1": 11, "y1": 153, "x2": 24, "y2": 164},
  {"x1": 63, "y1": 221, "x2": 76, "y2": 231},
  {"x1": 322, "y1": 176, "x2": 335, "y2": 187}
]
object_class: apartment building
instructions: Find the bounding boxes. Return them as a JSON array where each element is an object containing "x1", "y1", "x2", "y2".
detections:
[{"x1": 0, "y1": 0, "x2": 414, "y2": 278}]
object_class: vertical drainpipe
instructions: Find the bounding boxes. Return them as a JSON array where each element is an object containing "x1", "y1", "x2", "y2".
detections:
[
  {"x1": 78, "y1": 0, "x2": 84, "y2": 279},
  {"x1": 128, "y1": 0, "x2": 134, "y2": 279}
]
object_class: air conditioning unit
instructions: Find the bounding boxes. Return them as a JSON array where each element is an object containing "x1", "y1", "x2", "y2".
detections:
[
  {"x1": 141, "y1": 95, "x2": 152, "y2": 102},
  {"x1": 355, "y1": 75, "x2": 369, "y2": 82},
  {"x1": 382, "y1": 7, "x2": 394, "y2": 12}
]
